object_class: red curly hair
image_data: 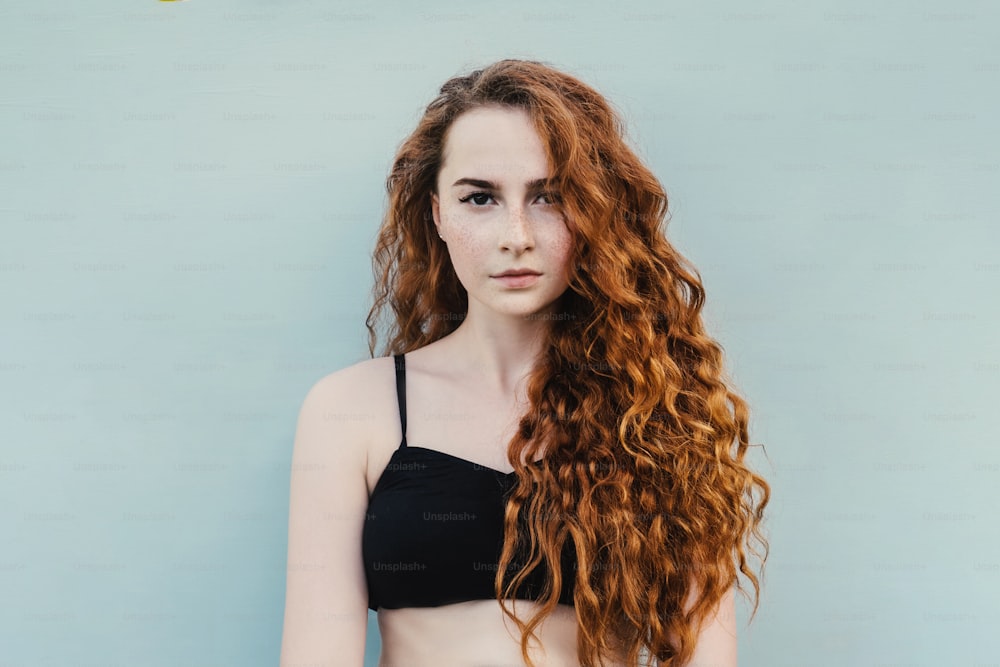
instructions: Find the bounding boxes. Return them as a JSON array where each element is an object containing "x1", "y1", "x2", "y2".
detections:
[{"x1": 365, "y1": 58, "x2": 770, "y2": 667}]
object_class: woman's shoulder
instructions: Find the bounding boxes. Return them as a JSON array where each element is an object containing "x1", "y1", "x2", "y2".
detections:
[
  {"x1": 304, "y1": 344, "x2": 446, "y2": 405},
  {"x1": 295, "y1": 355, "x2": 400, "y2": 460},
  {"x1": 305, "y1": 355, "x2": 396, "y2": 403}
]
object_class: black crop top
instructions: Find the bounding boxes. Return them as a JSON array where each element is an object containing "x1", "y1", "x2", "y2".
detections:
[{"x1": 361, "y1": 353, "x2": 577, "y2": 611}]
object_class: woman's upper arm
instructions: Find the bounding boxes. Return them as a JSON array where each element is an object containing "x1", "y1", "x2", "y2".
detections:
[
  {"x1": 660, "y1": 582, "x2": 738, "y2": 667},
  {"x1": 280, "y1": 370, "x2": 371, "y2": 667}
]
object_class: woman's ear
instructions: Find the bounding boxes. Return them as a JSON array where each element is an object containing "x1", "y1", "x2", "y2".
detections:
[{"x1": 430, "y1": 192, "x2": 443, "y2": 240}]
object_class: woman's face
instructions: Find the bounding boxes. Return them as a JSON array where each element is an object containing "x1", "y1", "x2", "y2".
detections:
[{"x1": 431, "y1": 105, "x2": 574, "y2": 320}]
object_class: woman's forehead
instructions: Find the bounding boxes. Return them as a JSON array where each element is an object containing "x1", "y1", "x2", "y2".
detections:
[{"x1": 440, "y1": 110, "x2": 550, "y2": 181}]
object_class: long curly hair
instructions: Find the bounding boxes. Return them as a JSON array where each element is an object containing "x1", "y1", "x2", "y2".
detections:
[{"x1": 365, "y1": 58, "x2": 770, "y2": 667}]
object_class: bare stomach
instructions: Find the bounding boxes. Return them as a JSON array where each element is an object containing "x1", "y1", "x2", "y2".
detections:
[{"x1": 375, "y1": 599, "x2": 631, "y2": 667}]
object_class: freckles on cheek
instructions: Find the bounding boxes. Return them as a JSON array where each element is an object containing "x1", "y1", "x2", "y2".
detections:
[
  {"x1": 452, "y1": 227, "x2": 489, "y2": 256},
  {"x1": 551, "y1": 233, "x2": 573, "y2": 259},
  {"x1": 445, "y1": 227, "x2": 491, "y2": 279},
  {"x1": 551, "y1": 233, "x2": 575, "y2": 279}
]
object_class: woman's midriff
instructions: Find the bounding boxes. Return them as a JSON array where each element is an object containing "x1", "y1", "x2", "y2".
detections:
[{"x1": 375, "y1": 598, "x2": 631, "y2": 667}]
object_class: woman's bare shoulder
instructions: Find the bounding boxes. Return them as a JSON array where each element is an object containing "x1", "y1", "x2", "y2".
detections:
[
  {"x1": 298, "y1": 356, "x2": 397, "y2": 445},
  {"x1": 311, "y1": 355, "x2": 393, "y2": 391},
  {"x1": 302, "y1": 355, "x2": 397, "y2": 416}
]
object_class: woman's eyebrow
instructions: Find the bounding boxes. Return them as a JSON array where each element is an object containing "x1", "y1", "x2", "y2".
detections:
[{"x1": 451, "y1": 177, "x2": 550, "y2": 190}]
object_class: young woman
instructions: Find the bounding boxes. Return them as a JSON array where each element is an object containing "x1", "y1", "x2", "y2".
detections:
[{"x1": 280, "y1": 59, "x2": 770, "y2": 667}]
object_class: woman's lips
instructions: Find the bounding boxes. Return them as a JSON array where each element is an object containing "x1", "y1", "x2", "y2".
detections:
[{"x1": 492, "y1": 273, "x2": 540, "y2": 287}]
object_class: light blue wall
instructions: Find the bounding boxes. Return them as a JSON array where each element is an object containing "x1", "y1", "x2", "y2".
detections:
[{"x1": 2, "y1": 1, "x2": 996, "y2": 665}]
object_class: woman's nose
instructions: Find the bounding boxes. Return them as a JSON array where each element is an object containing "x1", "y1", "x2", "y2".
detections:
[{"x1": 500, "y1": 207, "x2": 534, "y2": 251}]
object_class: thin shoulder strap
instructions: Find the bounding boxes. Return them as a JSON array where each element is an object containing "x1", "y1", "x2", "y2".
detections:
[{"x1": 393, "y1": 353, "x2": 407, "y2": 448}]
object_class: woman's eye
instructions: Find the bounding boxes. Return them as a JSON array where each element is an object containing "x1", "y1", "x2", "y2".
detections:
[
  {"x1": 458, "y1": 192, "x2": 559, "y2": 207},
  {"x1": 458, "y1": 192, "x2": 494, "y2": 206}
]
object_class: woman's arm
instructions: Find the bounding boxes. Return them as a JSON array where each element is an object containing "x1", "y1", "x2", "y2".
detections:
[
  {"x1": 660, "y1": 582, "x2": 738, "y2": 667},
  {"x1": 280, "y1": 371, "x2": 370, "y2": 667}
]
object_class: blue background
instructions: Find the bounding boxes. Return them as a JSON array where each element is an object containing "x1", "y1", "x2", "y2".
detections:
[{"x1": 1, "y1": 1, "x2": 997, "y2": 665}]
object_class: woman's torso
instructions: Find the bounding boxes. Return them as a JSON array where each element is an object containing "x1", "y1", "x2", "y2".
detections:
[{"x1": 360, "y1": 344, "x2": 630, "y2": 666}]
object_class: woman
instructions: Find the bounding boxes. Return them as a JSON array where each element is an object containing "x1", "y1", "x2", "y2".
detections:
[{"x1": 280, "y1": 59, "x2": 770, "y2": 667}]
